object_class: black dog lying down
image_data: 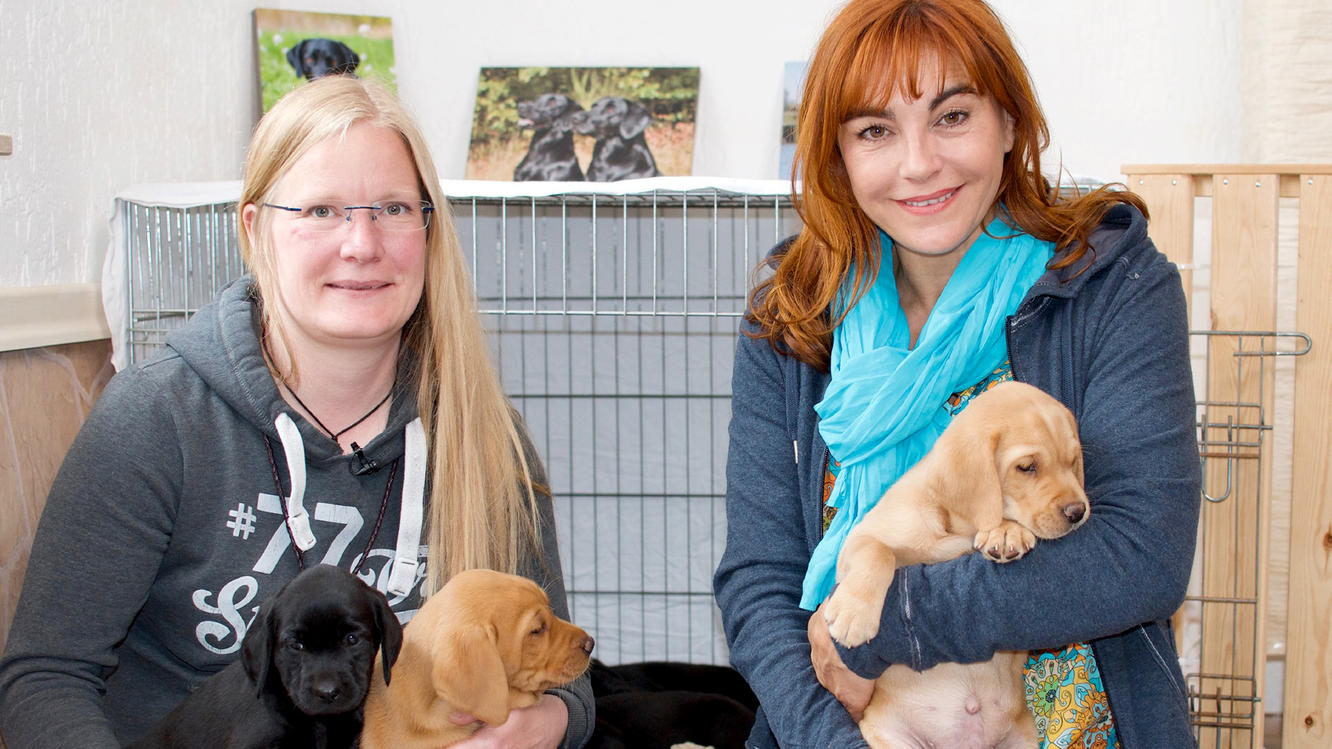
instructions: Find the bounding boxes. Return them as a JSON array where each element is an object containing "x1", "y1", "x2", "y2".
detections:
[
  {"x1": 587, "y1": 659, "x2": 758, "y2": 749},
  {"x1": 130, "y1": 565, "x2": 402, "y2": 749}
]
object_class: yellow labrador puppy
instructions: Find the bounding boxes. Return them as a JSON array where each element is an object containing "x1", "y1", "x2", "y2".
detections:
[
  {"x1": 822, "y1": 381, "x2": 1088, "y2": 749},
  {"x1": 360, "y1": 569, "x2": 594, "y2": 749}
]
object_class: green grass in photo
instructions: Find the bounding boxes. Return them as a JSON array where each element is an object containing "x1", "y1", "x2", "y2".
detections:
[{"x1": 257, "y1": 31, "x2": 397, "y2": 112}]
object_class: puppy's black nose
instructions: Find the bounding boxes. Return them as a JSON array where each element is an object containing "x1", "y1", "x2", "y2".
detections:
[
  {"x1": 581, "y1": 636, "x2": 596, "y2": 655},
  {"x1": 1063, "y1": 502, "x2": 1086, "y2": 524},
  {"x1": 314, "y1": 684, "x2": 343, "y2": 703}
]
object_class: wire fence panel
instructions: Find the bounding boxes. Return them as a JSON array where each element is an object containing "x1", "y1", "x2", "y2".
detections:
[{"x1": 115, "y1": 181, "x2": 1307, "y2": 724}]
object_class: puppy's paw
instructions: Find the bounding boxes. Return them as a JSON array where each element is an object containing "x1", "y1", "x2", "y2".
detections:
[
  {"x1": 823, "y1": 577, "x2": 886, "y2": 647},
  {"x1": 974, "y1": 521, "x2": 1036, "y2": 563}
]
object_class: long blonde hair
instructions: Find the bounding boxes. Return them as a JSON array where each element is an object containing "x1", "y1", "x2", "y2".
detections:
[{"x1": 238, "y1": 76, "x2": 542, "y2": 594}]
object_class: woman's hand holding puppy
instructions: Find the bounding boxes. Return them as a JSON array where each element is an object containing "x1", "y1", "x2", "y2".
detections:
[
  {"x1": 445, "y1": 694, "x2": 569, "y2": 749},
  {"x1": 808, "y1": 602, "x2": 875, "y2": 720}
]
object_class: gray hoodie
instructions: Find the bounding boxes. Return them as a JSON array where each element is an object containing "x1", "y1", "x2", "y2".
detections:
[{"x1": 0, "y1": 277, "x2": 593, "y2": 748}]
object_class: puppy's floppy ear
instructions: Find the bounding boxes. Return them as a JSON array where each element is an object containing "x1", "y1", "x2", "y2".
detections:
[
  {"x1": 932, "y1": 407, "x2": 1005, "y2": 513},
  {"x1": 335, "y1": 41, "x2": 360, "y2": 73},
  {"x1": 286, "y1": 40, "x2": 308, "y2": 77},
  {"x1": 619, "y1": 100, "x2": 653, "y2": 139},
  {"x1": 371, "y1": 591, "x2": 403, "y2": 686},
  {"x1": 434, "y1": 625, "x2": 510, "y2": 726},
  {"x1": 241, "y1": 603, "x2": 275, "y2": 699},
  {"x1": 556, "y1": 98, "x2": 585, "y2": 129}
]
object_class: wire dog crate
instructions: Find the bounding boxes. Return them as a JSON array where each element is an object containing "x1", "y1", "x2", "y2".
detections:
[
  {"x1": 111, "y1": 178, "x2": 1309, "y2": 741},
  {"x1": 1182, "y1": 331, "x2": 1310, "y2": 748},
  {"x1": 450, "y1": 183, "x2": 800, "y2": 663},
  {"x1": 112, "y1": 179, "x2": 800, "y2": 666}
]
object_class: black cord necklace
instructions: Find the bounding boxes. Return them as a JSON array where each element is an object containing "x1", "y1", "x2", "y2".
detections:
[
  {"x1": 262, "y1": 435, "x2": 398, "y2": 574},
  {"x1": 283, "y1": 382, "x2": 393, "y2": 444}
]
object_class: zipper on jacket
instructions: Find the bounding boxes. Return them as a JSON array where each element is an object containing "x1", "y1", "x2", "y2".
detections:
[
  {"x1": 1138, "y1": 622, "x2": 1188, "y2": 702},
  {"x1": 1005, "y1": 316, "x2": 1021, "y2": 382}
]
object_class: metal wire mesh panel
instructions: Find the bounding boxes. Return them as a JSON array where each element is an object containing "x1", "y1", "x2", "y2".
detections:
[
  {"x1": 1183, "y1": 330, "x2": 1310, "y2": 748},
  {"x1": 453, "y1": 189, "x2": 800, "y2": 664},
  {"x1": 122, "y1": 200, "x2": 242, "y2": 364},
  {"x1": 113, "y1": 184, "x2": 1308, "y2": 721}
]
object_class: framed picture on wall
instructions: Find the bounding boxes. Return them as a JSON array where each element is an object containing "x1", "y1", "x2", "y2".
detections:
[
  {"x1": 466, "y1": 66, "x2": 701, "y2": 182},
  {"x1": 252, "y1": 9, "x2": 397, "y2": 114},
  {"x1": 779, "y1": 61, "x2": 807, "y2": 180}
]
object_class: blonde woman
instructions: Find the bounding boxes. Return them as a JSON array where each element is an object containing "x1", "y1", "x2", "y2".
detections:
[{"x1": 0, "y1": 76, "x2": 593, "y2": 749}]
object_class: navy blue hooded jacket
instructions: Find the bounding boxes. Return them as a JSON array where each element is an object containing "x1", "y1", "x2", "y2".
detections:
[{"x1": 714, "y1": 204, "x2": 1201, "y2": 748}]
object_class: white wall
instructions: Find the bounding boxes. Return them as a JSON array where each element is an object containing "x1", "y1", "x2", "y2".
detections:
[{"x1": 0, "y1": 0, "x2": 1252, "y2": 289}]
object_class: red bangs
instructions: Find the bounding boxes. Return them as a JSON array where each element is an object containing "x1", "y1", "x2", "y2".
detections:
[{"x1": 835, "y1": 4, "x2": 1007, "y2": 119}]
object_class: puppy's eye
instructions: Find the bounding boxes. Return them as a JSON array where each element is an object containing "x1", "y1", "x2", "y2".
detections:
[
  {"x1": 530, "y1": 621, "x2": 548, "y2": 637},
  {"x1": 1017, "y1": 461, "x2": 1037, "y2": 474},
  {"x1": 288, "y1": 640, "x2": 305, "y2": 651},
  {"x1": 344, "y1": 633, "x2": 359, "y2": 646}
]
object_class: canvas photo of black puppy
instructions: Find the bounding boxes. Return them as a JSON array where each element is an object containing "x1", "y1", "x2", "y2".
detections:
[
  {"x1": 287, "y1": 38, "x2": 361, "y2": 80},
  {"x1": 467, "y1": 66, "x2": 700, "y2": 182},
  {"x1": 129, "y1": 565, "x2": 403, "y2": 749},
  {"x1": 254, "y1": 9, "x2": 396, "y2": 114}
]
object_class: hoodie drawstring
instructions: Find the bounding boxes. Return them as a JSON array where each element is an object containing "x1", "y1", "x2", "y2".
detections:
[
  {"x1": 274, "y1": 413, "x2": 317, "y2": 552},
  {"x1": 265, "y1": 414, "x2": 425, "y2": 597},
  {"x1": 387, "y1": 418, "x2": 426, "y2": 597}
]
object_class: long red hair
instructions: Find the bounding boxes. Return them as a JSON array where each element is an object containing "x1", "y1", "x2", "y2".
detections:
[{"x1": 751, "y1": 0, "x2": 1146, "y2": 370}]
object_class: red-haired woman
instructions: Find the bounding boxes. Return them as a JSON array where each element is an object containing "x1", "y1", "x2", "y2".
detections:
[{"x1": 712, "y1": 1, "x2": 1200, "y2": 746}]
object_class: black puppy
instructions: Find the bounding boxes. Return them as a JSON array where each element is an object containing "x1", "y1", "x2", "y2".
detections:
[
  {"x1": 513, "y1": 93, "x2": 586, "y2": 182},
  {"x1": 287, "y1": 38, "x2": 361, "y2": 80},
  {"x1": 587, "y1": 659, "x2": 758, "y2": 749},
  {"x1": 131, "y1": 565, "x2": 403, "y2": 749},
  {"x1": 572, "y1": 97, "x2": 662, "y2": 181}
]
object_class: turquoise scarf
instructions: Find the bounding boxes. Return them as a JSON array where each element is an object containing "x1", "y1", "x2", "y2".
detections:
[{"x1": 800, "y1": 218, "x2": 1053, "y2": 610}]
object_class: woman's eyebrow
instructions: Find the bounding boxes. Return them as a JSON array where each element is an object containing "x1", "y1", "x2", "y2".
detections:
[
  {"x1": 845, "y1": 107, "x2": 895, "y2": 121},
  {"x1": 843, "y1": 83, "x2": 979, "y2": 121},
  {"x1": 930, "y1": 83, "x2": 978, "y2": 109}
]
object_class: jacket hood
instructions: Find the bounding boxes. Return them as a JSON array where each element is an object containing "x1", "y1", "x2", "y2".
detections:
[
  {"x1": 1027, "y1": 202, "x2": 1151, "y2": 300},
  {"x1": 162, "y1": 275, "x2": 419, "y2": 466}
]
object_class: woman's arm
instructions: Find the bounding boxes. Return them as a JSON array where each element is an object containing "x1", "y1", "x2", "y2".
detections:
[
  {"x1": 835, "y1": 246, "x2": 1201, "y2": 677},
  {"x1": 713, "y1": 318, "x2": 870, "y2": 749},
  {"x1": 0, "y1": 369, "x2": 181, "y2": 748},
  {"x1": 514, "y1": 420, "x2": 594, "y2": 749}
]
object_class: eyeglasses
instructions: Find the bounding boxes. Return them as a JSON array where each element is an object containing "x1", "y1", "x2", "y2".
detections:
[{"x1": 262, "y1": 200, "x2": 434, "y2": 232}]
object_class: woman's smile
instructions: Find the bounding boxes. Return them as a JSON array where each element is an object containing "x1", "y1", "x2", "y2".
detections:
[{"x1": 897, "y1": 186, "x2": 961, "y2": 213}]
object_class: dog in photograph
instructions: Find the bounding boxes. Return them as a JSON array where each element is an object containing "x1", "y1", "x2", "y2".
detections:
[
  {"x1": 130, "y1": 564, "x2": 403, "y2": 749},
  {"x1": 287, "y1": 38, "x2": 361, "y2": 81},
  {"x1": 359, "y1": 568, "x2": 595, "y2": 749},
  {"x1": 572, "y1": 97, "x2": 662, "y2": 181},
  {"x1": 821, "y1": 381, "x2": 1090, "y2": 749},
  {"x1": 513, "y1": 93, "x2": 586, "y2": 182},
  {"x1": 587, "y1": 659, "x2": 758, "y2": 749}
]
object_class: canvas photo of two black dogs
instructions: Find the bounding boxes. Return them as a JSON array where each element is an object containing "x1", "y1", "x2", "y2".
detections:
[{"x1": 467, "y1": 66, "x2": 701, "y2": 183}]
